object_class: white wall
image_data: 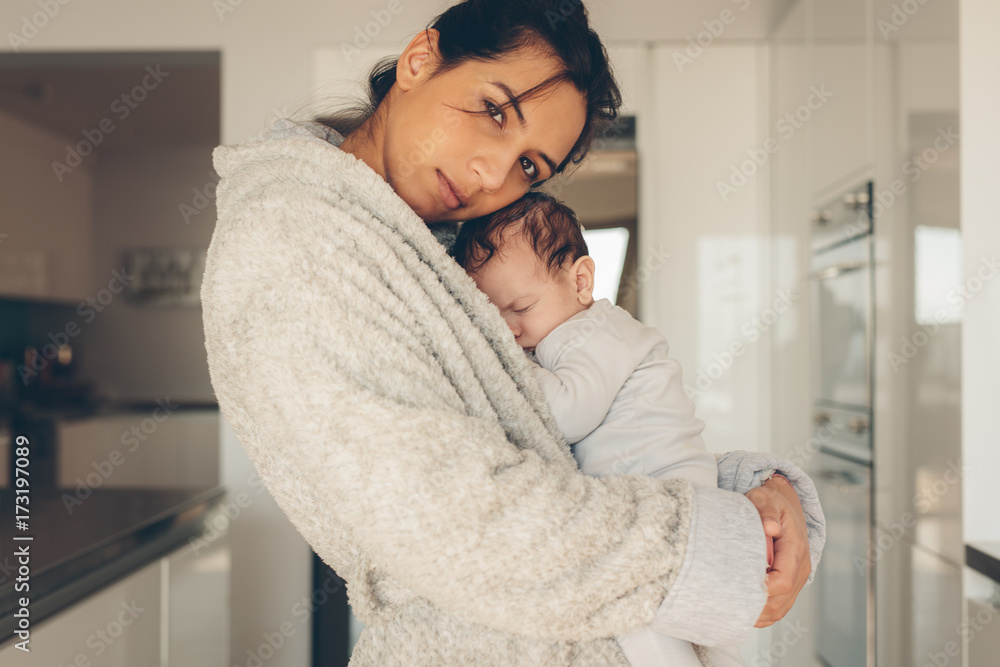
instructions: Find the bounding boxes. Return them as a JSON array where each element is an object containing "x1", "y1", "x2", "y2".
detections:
[
  {"x1": 642, "y1": 42, "x2": 770, "y2": 457},
  {"x1": 77, "y1": 144, "x2": 218, "y2": 403},
  {"x1": 0, "y1": 109, "x2": 94, "y2": 301},
  {"x1": 960, "y1": 0, "x2": 1000, "y2": 544}
]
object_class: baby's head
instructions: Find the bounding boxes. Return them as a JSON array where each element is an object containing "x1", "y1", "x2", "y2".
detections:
[{"x1": 452, "y1": 192, "x2": 595, "y2": 351}]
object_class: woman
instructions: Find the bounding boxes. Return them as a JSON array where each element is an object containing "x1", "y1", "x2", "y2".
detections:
[{"x1": 201, "y1": 1, "x2": 825, "y2": 664}]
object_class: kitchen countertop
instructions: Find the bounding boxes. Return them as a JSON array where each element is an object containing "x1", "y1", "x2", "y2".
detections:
[
  {"x1": 0, "y1": 485, "x2": 225, "y2": 639},
  {"x1": 966, "y1": 542, "x2": 1000, "y2": 585}
]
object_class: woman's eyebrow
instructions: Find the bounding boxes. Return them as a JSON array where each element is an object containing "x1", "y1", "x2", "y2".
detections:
[
  {"x1": 491, "y1": 81, "x2": 525, "y2": 124},
  {"x1": 537, "y1": 153, "x2": 558, "y2": 178},
  {"x1": 491, "y1": 81, "x2": 559, "y2": 177}
]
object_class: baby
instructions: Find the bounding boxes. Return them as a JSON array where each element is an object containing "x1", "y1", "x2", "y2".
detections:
[{"x1": 451, "y1": 191, "x2": 749, "y2": 667}]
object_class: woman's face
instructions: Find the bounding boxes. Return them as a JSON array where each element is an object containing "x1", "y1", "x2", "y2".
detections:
[{"x1": 383, "y1": 33, "x2": 587, "y2": 222}]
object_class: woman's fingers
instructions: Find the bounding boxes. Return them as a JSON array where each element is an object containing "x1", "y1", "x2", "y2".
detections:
[
  {"x1": 748, "y1": 486, "x2": 782, "y2": 537},
  {"x1": 746, "y1": 477, "x2": 811, "y2": 627}
]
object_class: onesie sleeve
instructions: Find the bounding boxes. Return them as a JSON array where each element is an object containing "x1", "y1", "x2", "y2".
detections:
[{"x1": 529, "y1": 317, "x2": 636, "y2": 444}]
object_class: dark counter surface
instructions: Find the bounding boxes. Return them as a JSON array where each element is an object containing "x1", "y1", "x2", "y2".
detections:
[
  {"x1": 967, "y1": 542, "x2": 1000, "y2": 585},
  {"x1": 1, "y1": 485, "x2": 224, "y2": 638}
]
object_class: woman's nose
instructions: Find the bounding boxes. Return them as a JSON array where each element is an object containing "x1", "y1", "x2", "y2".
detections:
[
  {"x1": 471, "y1": 146, "x2": 517, "y2": 194},
  {"x1": 471, "y1": 160, "x2": 505, "y2": 194}
]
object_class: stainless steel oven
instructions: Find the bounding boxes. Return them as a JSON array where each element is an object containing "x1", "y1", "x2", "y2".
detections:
[
  {"x1": 814, "y1": 447, "x2": 872, "y2": 667},
  {"x1": 810, "y1": 181, "x2": 874, "y2": 412},
  {"x1": 811, "y1": 237, "x2": 873, "y2": 410},
  {"x1": 808, "y1": 180, "x2": 875, "y2": 667}
]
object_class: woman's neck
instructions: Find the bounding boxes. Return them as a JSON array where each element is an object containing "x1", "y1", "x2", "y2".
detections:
[{"x1": 339, "y1": 109, "x2": 388, "y2": 181}]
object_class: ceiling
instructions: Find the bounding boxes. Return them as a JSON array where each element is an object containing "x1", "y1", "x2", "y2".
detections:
[{"x1": 0, "y1": 51, "x2": 220, "y2": 149}]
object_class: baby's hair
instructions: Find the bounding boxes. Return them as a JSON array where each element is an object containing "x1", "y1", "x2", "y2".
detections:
[{"x1": 452, "y1": 191, "x2": 589, "y2": 277}]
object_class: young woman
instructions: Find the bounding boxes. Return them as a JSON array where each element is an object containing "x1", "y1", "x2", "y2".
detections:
[{"x1": 201, "y1": 1, "x2": 825, "y2": 664}]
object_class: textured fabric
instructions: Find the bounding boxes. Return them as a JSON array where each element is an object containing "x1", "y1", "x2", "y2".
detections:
[
  {"x1": 530, "y1": 298, "x2": 718, "y2": 488},
  {"x1": 201, "y1": 119, "x2": 825, "y2": 665}
]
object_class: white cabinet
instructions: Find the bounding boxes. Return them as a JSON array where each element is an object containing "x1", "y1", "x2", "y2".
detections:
[
  {"x1": 813, "y1": 42, "x2": 870, "y2": 195},
  {"x1": 965, "y1": 566, "x2": 1000, "y2": 667},
  {"x1": 0, "y1": 559, "x2": 162, "y2": 666},
  {"x1": 166, "y1": 530, "x2": 230, "y2": 667},
  {"x1": 812, "y1": 0, "x2": 873, "y2": 197},
  {"x1": 0, "y1": 530, "x2": 230, "y2": 665},
  {"x1": 56, "y1": 410, "x2": 220, "y2": 489}
]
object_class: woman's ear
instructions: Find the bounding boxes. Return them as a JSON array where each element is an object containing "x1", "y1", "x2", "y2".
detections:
[
  {"x1": 395, "y1": 28, "x2": 440, "y2": 92},
  {"x1": 571, "y1": 255, "x2": 596, "y2": 305}
]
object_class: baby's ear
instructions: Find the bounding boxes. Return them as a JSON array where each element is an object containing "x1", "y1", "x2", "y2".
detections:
[{"x1": 572, "y1": 255, "x2": 596, "y2": 302}]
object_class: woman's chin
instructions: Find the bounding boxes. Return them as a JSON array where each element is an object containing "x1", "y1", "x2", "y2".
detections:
[{"x1": 399, "y1": 189, "x2": 448, "y2": 223}]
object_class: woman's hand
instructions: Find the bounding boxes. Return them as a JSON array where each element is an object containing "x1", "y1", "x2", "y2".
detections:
[{"x1": 745, "y1": 475, "x2": 810, "y2": 627}]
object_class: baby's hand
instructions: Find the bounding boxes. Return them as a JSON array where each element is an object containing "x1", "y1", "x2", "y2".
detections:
[{"x1": 766, "y1": 535, "x2": 775, "y2": 570}]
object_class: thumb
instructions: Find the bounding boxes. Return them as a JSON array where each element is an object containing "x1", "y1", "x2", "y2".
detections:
[{"x1": 758, "y1": 504, "x2": 782, "y2": 537}]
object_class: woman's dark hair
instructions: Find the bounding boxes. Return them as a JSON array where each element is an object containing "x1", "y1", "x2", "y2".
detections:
[
  {"x1": 316, "y1": 0, "x2": 621, "y2": 175},
  {"x1": 451, "y1": 191, "x2": 589, "y2": 277}
]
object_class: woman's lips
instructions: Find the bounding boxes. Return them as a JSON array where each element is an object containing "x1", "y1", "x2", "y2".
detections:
[{"x1": 437, "y1": 170, "x2": 465, "y2": 210}]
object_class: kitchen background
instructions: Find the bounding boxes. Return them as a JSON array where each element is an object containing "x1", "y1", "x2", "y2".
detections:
[{"x1": 0, "y1": 0, "x2": 998, "y2": 665}]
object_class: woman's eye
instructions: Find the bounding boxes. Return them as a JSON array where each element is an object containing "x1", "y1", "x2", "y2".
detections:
[
  {"x1": 519, "y1": 157, "x2": 538, "y2": 180},
  {"x1": 485, "y1": 100, "x2": 504, "y2": 126}
]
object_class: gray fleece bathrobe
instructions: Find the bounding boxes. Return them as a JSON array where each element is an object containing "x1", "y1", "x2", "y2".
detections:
[{"x1": 201, "y1": 120, "x2": 825, "y2": 666}]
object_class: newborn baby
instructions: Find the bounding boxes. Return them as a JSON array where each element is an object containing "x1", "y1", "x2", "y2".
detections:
[{"x1": 451, "y1": 191, "x2": 751, "y2": 667}]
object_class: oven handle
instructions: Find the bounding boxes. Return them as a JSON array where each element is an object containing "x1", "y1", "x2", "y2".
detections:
[{"x1": 809, "y1": 260, "x2": 869, "y2": 281}]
